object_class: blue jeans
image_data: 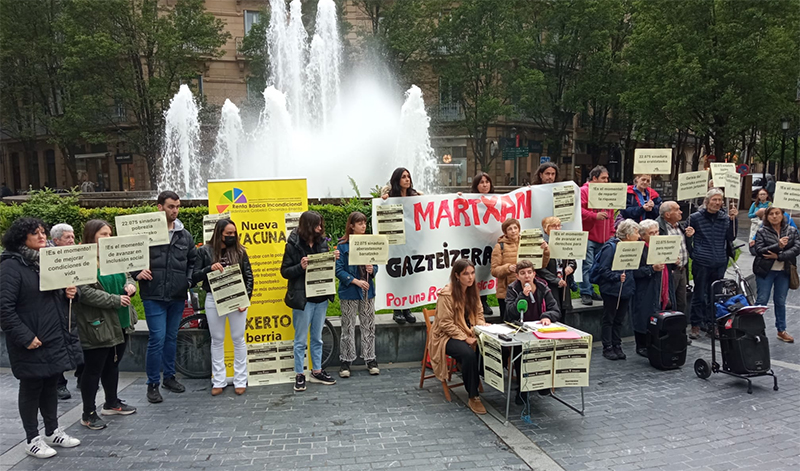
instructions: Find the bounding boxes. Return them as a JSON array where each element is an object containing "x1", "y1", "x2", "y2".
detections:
[
  {"x1": 581, "y1": 240, "x2": 604, "y2": 295},
  {"x1": 143, "y1": 300, "x2": 185, "y2": 385},
  {"x1": 689, "y1": 264, "x2": 727, "y2": 328},
  {"x1": 756, "y1": 270, "x2": 789, "y2": 332},
  {"x1": 293, "y1": 301, "x2": 328, "y2": 374}
]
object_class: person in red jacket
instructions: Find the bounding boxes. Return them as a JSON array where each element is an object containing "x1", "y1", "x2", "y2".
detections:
[
  {"x1": 620, "y1": 174, "x2": 662, "y2": 222},
  {"x1": 580, "y1": 166, "x2": 615, "y2": 306}
]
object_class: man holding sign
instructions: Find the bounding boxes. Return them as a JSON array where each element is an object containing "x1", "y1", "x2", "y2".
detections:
[
  {"x1": 134, "y1": 191, "x2": 197, "y2": 404},
  {"x1": 0, "y1": 218, "x2": 82, "y2": 458},
  {"x1": 580, "y1": 166, "x2": 615, "y2": 306}
]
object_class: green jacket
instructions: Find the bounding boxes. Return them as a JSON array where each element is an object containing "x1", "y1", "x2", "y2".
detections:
[{"x1": 76, "y1": 273, "x2": 133, "y2": 350}]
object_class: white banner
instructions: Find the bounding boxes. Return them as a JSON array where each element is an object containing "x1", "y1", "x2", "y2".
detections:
[{"x1": 372, "y1": 184, "x2": 582, "y2": 310}]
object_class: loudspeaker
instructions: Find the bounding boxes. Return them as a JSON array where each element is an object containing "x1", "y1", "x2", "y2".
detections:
[
  {"x1": 647, "y1": 311, "x2": 687, "y2": 370},
  {"x1": 718, "y1": 313, "x2": 770, "y2": 374}
]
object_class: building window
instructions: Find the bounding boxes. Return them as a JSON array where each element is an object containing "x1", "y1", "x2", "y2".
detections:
[
  {"x1": 244, "y1": 10, "x2": 261, "y2": 36},
  {"x1": 45, "y1": 150, "x2": 57, "y2": 189},
  {"x1": 28, "y1": 151, "x2": 40, "y2": 190}
]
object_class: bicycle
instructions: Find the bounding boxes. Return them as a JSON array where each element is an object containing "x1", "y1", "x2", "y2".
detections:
[{"x1": 175, "y1": 292, "x2": 338, "y2": 378}]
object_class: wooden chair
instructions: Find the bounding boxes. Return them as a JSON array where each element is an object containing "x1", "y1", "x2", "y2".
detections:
[{"x1": 418, "y1": 307, "x2": 463, "y2": 402}]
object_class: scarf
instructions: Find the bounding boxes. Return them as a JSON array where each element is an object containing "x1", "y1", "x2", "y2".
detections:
[{"x1": 18, "y1": 246, "x2": 40, "y2": 271}]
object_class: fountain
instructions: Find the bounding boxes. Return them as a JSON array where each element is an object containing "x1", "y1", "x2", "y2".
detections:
[{"x1": 159, "y1": 0, "x2": 438, "y2": 198}]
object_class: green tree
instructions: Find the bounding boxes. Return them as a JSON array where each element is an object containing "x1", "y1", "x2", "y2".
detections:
[{"x1": 58, "y1": 0, "x2": 230, "y2": 189}]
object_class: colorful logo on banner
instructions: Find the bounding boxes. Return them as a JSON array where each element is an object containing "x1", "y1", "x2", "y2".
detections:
[{"x1": 216, "y1": 187, "x2": 248, "y2": 213}]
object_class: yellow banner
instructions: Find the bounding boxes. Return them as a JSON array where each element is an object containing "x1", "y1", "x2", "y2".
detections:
[{"x1": 207, "y1": 178, "x2": 307, "y2": 378}]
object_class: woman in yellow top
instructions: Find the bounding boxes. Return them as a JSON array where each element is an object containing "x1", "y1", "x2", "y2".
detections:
[{"x1": 428, "y1": 259, "x2": 491, "y2": 414}]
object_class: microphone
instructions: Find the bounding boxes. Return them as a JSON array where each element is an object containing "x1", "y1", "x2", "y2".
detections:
[{"x1": 517, "y1": 299, "x2": 528, "y2": 316}]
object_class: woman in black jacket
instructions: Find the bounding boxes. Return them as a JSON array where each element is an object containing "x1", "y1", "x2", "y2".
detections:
[
  {"x1": 281, "y1": 211, "x2": 339, "y2": 392},
  {"x1": 0, "y1": 218, "x2": 82, "y2": 458},
  {"x1": 754, "y1": 206, "x2": 800, "y2": 343},
  {"x1": 193, "y1": 218, "x2": 254, "y2": 396}
]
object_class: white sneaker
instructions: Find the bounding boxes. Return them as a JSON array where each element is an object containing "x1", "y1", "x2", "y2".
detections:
[
  {"x1": 25, "y1": 436, "x2": 57, "y2": 458},
  {"x1": 44, "y1": 427, "x2": 81, "y2": 448}
]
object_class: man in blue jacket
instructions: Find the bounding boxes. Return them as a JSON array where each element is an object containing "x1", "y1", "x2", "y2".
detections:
[
  {"x1": 686, "y1": 188, "x2": 737, "y2": 339},
  {"x1": 134, "y1": 191, "x2": 197, "y2": 403}
]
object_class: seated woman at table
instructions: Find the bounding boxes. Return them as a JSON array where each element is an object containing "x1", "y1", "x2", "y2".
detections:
[
  {"x1": 504, "y1": 260, "x2": 560, "y2": 325},
  {"x1": 428, "y1": 259, "x2": 490, "y2": 415}
]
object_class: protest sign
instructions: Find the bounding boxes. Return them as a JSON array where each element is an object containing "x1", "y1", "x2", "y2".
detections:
[
  {"x1": 588, "y1": 183, "x2": 627, "y2": 209},
  {"x1": 202, "y1": 212, "x2": 231, "y2": 244},
  {"x1": 40, "y1": 244, "x2": 98, "y2": 290},
  {"x1": 611, "y1": 241, "x2": 645, "y2": 271},
  {"x1": 206, "y1": 264, "x2": 251, "y2": 314},
  {"x1": 481, "y1": 334, "x2": 504, "y2": 392},
  {"x1": 284, "y1": 212, "x2": 301, "y2": 238},
  {"x1": 723, "y1": 171, "x2": 742, "y2": 199},
  {"x1": 646, "y1": 235, "x2": 682, "y2": 265},
  {"x1": 552, "y1": 185, "x2": 576, "y2": 222},
  {"x1": 349, "y1": 234, "x2": 389, "y2": 265},
  {"x1": 115, "y1": 212, "x2": 169, "y2": 246},
  {"x1": 375, "y1": 204, "x2": 406, "y2": 245},
  {"x1": 553, "y1": 337, "x2": 592, "y2": 388},
  {"x1": 549, "y1": 230, "x2": 589, "y2": 260},
  {"x1": 634, "y1": 148, "x2": 672, "y2": 175},
  {"x1": 247, "y1": 340, "x2": 304, "y2": 386},
  {"x1": 710, "y1": 162, "x2": 737, "y2": 188},
  {"x1": 517, "y1": 228, "x2": 545, "y2": 269},
  {"x1": 305, "y1": 252, "x2": 336, "y2": 297},
  {"x1": 520, "y1": 339, "x2": 555, "y2": 392},
  {"x1": 677, "y1": 170, "x2": 709, "y2": 201},
  {"x1": 774, "y1": 181, "x2": 800, "y2": 211},
  {"x1": 98, "y1": 235, "x2": 149, "y2": 276}
]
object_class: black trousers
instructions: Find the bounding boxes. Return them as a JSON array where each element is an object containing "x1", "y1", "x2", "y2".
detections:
[
  {"x1": 57, "y1": 363, "x2": 84, "y2": 389},
  {"x1": 601, "y1": 294, "x2": 630, "y2": 348},
  {"x1": 445, "y1": 338, "x2": 480, "y2": 398},
  {"x1": 80, "y1": 345, "x2": 120, "y2": 415},
  {"x1": 480, "y1": 295, "x2": 492, "y2": 316},
  {"x1": 497, "y1": 299, "x2": 507, "y2": 321},
  {"x1": 19, "y1": 375, "x2": 59, "y2": 442}
]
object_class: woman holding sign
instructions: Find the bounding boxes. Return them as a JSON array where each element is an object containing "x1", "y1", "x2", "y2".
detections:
[
  {"x1": 335, "y1": 211, "x2": 380, "y2": 378},
  {"x1": 754, "y1": 207, "x2": 800, "y2": 343},
  {"x1": 591, "y1": 219, "x2": 639, "y2": 360},
  {"x1": 193, "y1": 219, "x2": 254, "y2": 395},
  {"x1": 75, "y1": 220, "x2": 138, "y2": 430},
  {"x1": 621, "y1": 174, "x2": 662, "y2": 222},
  {"x1": 282, "y1": 211, "x2": 340, "y2": 392},
  {"x1": 631, "y1": 220, "x2": 668, "y2": 357},
  {"x1": 429, "y1": 259, "x2": 491, "y2": 415},
  {"x1": 0, "y1": 218, "x2": 82, "y2": 458}
]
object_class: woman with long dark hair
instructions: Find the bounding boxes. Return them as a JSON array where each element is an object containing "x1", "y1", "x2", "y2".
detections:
[
  {"x1": 0, "y1": 218, "x2": 82, "y2": 457},
  {"x1": 335, "y1": 211, "x2": 380, "y2": 378},
  {"x1": 428, "y1": 259, "x2": 490, "y2": 415},
  {"x1": 282, "y1": 210, "x2": 340, "y2": 392},
  {"x1": 381, "y1": 167, "x2": 422, "y2": 325},
  {"x1": 193, "y1": 218, "x2": 254, "y2": 395},
  {"x1": 76, "y1": 220, "x2": 137, "y2": 430}
]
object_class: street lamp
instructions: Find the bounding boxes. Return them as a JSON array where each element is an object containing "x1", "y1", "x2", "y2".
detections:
[{"x1": 780, "y1": 118, "x2": 790, "y2": 181}]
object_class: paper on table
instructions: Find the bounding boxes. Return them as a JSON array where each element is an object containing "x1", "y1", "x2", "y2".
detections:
[
  {"x1": 533, "y1": 330, "x2": 582, "y2": 340},
  {"x1": 475, "y1": 324, "x2": 515, "y2": 335}
]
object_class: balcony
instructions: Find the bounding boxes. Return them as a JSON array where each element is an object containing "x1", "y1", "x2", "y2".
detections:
[{"x1": 430, "y1": 103, "x2": 464, "y2": 122}]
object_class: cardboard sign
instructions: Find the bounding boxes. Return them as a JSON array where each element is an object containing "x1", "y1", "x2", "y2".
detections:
[
  {"x1": 552, "y1": 185, "x2": 575, "y2": 223},
  {"x1": 40, "y1": 244, "x2": 98, "y2": 290},
  {"x1": 773, "y1": 181, "x2": 800, "y2": 211},
  {"x1": 517, "y1": 228, "x2": 545, "y2": 269},
  {"x1": 677, "y1": 170, "x2": 709, "y2": 201},
  {"x1": 710, "y1": 162, "x2": 737, "y2": 188},
  {"x1": 549, "y1": 230, "x2": 589, "y2": 260},
  {"x1": 611, "y1": 241, "x2": 645, "y2": 271},
  {"x1": 588, "y1": 183, "x2": 627, "y2": 209},
  {"x1": 202, "y1": 212, "x2": 231, "y2": 244},
  {"x1": 99, "y1": 235, "x2": 149, "y2": 276},
  {"x1": 634, "y1": 148, "x2": 672, "y2": 175},
  {"x1": 646, "y1": 235, "x2": 682, "y2": 265},
  {"x1": 348, "y1": 234, "x2": 389, "y2": 265},
  {"x1": 305, "y1": 252, "x2": 336, "y2": 297},
  {"x1": 375, "y1": 204, "x2": 405, "y2": 245},
  {"x1": 207, "y1": 264, "x2": 251, "y2": 314},
  {"x1": 115, "y1": 212, "x2": 169, "y2": 246},
  {"x1": 722, "y1": 171, "x2": 742, "y2": 199}
]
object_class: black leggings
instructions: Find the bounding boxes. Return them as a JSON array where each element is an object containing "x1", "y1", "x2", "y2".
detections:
[
  {"x1": 445, "y1": 338, "x2": 481, "y2": 398},
  {"x1": 80, "y1": 344, "x2": 122, "y2": 414},
  {"x1": 19, "y1": 375, "x2": 59, "y2": 442}
]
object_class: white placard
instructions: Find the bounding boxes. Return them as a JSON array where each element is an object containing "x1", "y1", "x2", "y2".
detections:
[
  {"x1": 611, "y1": 241, "x2": 645, "y2": 271},
  {"x1": 773, "y1": 181, "x2": 800, "y2": 211},
  {"x1": 284, "y1": 212, "x2": 302, "y2": 238},
  {"x1": 305, "y1": 252, "x2": 336, "y2": 297},
  {"x1": 677, "y1": 170, "x2": 709, "y2": 201},
  {"x1": 517, "y1": 228, "x2": 544, "y2": 269},
  {"x1": 206, "y1": 264, "x2": 251, "y2": 314},
  {"x1": 552, "y1": 185, "x2": 575, "y2": 223},
  {"x1": 710, "y1": 162, "x2": 737, "y2": 188},
  {"x1": 203, "y1": 212, "x2": 231, "y2": 244},
  {"x1": 549, "y1": 230, "x2": 589, "y2": 260},
  {"x1": 520, "y1": 339, "x2": 555, "y2": 392},
  {"x1": 634, "y1": 148, "x2": 672, "y2": 175},
  {"x1": 553, "y1": 338, "x2": 592, "y2": 388},
  {"x1": 348, "y1": 234, "x2": 389, "y2": 265},
  {"x1": 480, "y1": 333, "x2": 505, "y2": 392},
  {"x1": 588, "y1": 183, "x2": 627, "y2": 209},
  {"x1": 646, "y1": 235, "x2": 682, "y2": 265},
  {"x1": 723, "y1": 172, "x2": 742, "y2": 200},
  {"x1": 99, "y1": 235, "x2": 149, "y2": 276},
  {"x1": 39, "y1": 244, "x2": 98, "y2": 291},
  {"x1": 247, "y1": 340, "x2": 303, "y2": 386},
  {"x1": 375, "y1": 204, "x2": 406, "y2": 245},
  {"x1": 115, "y1": 212, "x2": 169, "y2": 246}
]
